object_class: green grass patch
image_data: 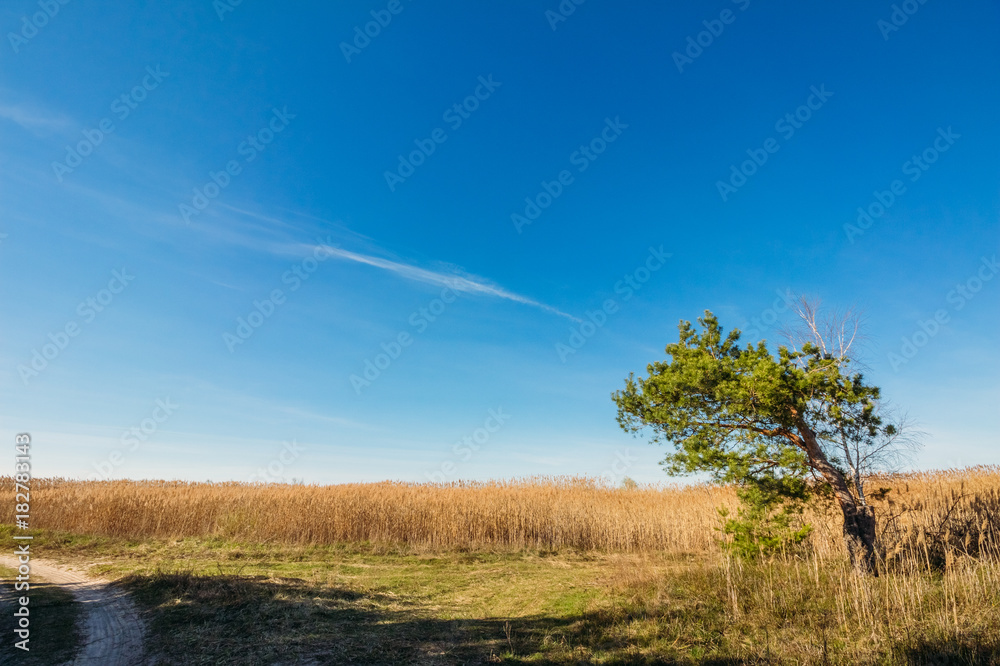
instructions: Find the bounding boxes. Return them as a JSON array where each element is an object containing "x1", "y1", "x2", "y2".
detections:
[{"x1": 3, "y1": 525, "x2": 1000, "y2": 664}]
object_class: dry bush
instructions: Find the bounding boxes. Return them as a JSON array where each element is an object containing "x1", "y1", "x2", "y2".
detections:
[
  {"x1": 3, "y1": 467, "x2": 999, "y2": 564},
  {"x1": 867, "y1": 467, "x2": 1000, "y2": 571}
]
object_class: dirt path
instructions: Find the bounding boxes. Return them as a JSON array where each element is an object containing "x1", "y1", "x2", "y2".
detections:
[{"x1": 0, "y1": 556, "x2": 147, "y2": 665}]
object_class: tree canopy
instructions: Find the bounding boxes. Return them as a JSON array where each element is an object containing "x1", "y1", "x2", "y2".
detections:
[{"x1": 612, "y1": 310, "x2": 905, "y2": 573}]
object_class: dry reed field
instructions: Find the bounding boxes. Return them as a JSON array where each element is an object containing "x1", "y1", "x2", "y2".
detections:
[
  {"x1": 4, "y1": 468, "x2": 1000, "y2": 663},
  {"x1": 4, "y1": 466, "x2": 999, "y2": 560}
]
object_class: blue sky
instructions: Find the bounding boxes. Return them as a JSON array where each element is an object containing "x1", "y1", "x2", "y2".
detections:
[{"x1": 1, "y1": 1, "x2": 997, "y2": 484}]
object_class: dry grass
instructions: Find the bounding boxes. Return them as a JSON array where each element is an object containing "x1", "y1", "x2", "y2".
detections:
[
  {"x1": 4, "y1": 467, "x2": 1000, "y2": 663},
  {"x1": 3, "y1": 466, "x2": 999, "y2": 561}
]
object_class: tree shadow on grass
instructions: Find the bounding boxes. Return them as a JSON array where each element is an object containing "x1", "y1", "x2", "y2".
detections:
[
  {"x1": 121, "y1": 570, "x2": 713, "y2": 665},
  {"x1": 0, "y1": 578, "x2": 82, "y2": 666},
  {"x1": 118, "y1": 571, "x2": 1000, "y2": 666},
  {"x1": 892, "y1": 637, "x2": 1000, "y2": 666}
]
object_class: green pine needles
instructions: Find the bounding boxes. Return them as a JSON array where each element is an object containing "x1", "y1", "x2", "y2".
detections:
[{"x1": 718, "y1": 478, "x2": 813, "y2": 559}]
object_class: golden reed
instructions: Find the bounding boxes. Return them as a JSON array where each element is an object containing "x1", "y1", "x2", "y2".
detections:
[{"x1": 3, "y1": 466, "x2": 998, "y2": 558}]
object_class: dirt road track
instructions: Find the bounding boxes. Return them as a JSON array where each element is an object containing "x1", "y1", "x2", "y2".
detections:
[{"x1": 0, "y1": 556, "x2": 147, "y2": 665}]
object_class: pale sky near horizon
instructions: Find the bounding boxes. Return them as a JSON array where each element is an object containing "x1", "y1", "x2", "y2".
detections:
[{"x1": 1, "y1": 1, "x2": 998, "y2": 485}]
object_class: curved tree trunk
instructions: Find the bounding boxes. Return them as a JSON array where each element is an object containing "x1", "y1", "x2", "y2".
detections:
[
  {"x1": 795, "y1": 418, "x2": 880, "y2": 575},
  {"x1": 842, "y1": 503, "x2": 879, "y2": 574}
]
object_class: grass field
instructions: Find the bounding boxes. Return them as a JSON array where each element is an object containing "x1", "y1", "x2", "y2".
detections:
[{"x1": 2, "y1": 467, "x2": 999, "y2": 664}]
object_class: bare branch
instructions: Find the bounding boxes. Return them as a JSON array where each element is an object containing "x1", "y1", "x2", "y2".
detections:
[{"x1": 780, "y1": 297, "x2": 872, "y2": 373}]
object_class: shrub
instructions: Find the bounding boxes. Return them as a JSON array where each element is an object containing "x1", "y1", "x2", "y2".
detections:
[{"x1": 718, "y1": 481, "x2": 813, "y2": 559}]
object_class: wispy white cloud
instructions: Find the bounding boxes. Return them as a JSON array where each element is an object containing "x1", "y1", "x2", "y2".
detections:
[
  {"x1": 277, "y1": 406, "x2": 376, "y2": 431},
  {"x1": 218, "y1": 204, "x2": 307, "y2": 233},
  {"x1": 0, "y1": 100, "x2": 73, "y2": 133},
  {"x1": 319, "y1": 245, "x2": 580, "y2": 321},
  {"x1": 169, "y1": 201, "x2": 578, "y2": 322}
]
